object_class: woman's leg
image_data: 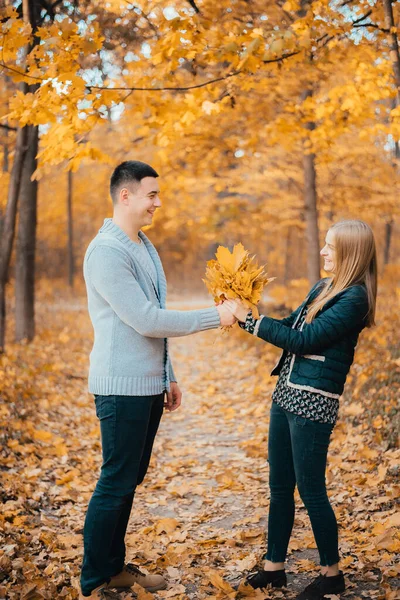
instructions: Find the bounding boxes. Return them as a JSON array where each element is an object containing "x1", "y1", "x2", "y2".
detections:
[
  {"x1": 264, "y1": 402, "x2": 296, "y2": 566},
  {"x1": 288, "y1": 414, "x2": 340, "y2": 570}
]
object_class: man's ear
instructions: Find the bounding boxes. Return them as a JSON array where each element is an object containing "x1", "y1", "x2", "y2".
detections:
[{"x1": 119, "y1": 187, "x2": 129, "y2": 205}]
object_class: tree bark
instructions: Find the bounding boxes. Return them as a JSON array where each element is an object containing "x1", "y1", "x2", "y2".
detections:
[
  {"x1": 283, "y1": 226, "x2": 292, "y2": 283},
  {"x1": 383, "y1": 0, "x2": 400, "y2": 268},
  {"x1": 15, "y1": 125, "x2": 39, "y2": 343},
  {"x1": 14, "y1": 0, "x2": 41, "y2": 343},
  {"x1": 2, "y1": 125, "x2": 9, "y2": 174},
  {"x1": 0, "y1": 127, "x2": 28, "y2": 352},
  {"x1": 383, "y1": 218, "x2": 394, "y2": 265},
  {"x1": 67, "y1": 169, "x2": 75, "y2": 287},
  {"x1": 383, "y1": 0, "x2": 400, "y2": 96},
  {"x1": 303, "y1": 149, "x2": 321, "y2": 284},
  {"x1": 302, "y1": 90, "x2": 321, "y2": 285}
]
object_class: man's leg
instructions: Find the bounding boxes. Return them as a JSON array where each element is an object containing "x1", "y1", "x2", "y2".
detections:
[
  {"x1": 108, "y1": 394, "x2": 164, "y2": 574},
  {"x1": 80, "y1": 393, "x2": 163, "y2": 597}
]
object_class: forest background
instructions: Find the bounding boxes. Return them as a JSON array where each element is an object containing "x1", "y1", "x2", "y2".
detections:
[{"x1": 0, "y1": 0, "x2": 399, "y2": 599}]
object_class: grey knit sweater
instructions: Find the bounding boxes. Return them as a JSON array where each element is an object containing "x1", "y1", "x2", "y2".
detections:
[{"x1": 84, "y1": 219, "x2": 221, "y2": 396}]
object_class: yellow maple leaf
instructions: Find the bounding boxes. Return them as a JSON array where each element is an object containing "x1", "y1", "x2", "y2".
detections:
[{"x1": 204, "y1": 243, "x2": 274, "y2": 319}]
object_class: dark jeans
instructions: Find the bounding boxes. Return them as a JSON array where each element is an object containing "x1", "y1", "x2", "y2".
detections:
[
  {"x1": 80, "y1": 393, "x2": 164, "y2": 596},
  {"x1": 265, "y1": 402, "x2": 339, "y2": 567}
]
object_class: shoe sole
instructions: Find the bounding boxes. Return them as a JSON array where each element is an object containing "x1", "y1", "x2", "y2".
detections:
[
  {"x1": 114, "y1": 582, "x2": 168, "y2": 593},
  {"x1": 247, "y1": 579, "x2": 287, "y2": 591}
]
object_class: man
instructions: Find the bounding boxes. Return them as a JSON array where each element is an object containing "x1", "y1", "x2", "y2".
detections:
[{"x1": 80, "y1": 161, "x2": 235, "y2": 599}]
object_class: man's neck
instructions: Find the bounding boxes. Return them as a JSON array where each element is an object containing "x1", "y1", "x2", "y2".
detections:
[{"x1": 112, "y1": 214, "x2": 141, "y2": 244}]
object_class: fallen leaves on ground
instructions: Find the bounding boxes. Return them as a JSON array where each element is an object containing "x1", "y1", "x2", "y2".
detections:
[{"x1": 0, "y1": 283, "x2": 399, "y2": 599}]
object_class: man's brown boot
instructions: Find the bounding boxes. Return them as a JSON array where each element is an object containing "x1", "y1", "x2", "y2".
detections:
[
  {"x1": 108, "y1": 563, "x2": 167, "y2": 593},
  {"x1": 79, "y1": 584, "x2": 124, "y2": 599}
]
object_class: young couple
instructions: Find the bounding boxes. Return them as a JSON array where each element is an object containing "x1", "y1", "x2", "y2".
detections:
[{"x1": 80, "y1": 160, "x2": 377, "y2": 600}]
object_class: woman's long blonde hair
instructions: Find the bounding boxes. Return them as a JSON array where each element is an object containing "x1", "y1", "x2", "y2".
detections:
[{"x1": 306, "y1": 220, "x2": 377, "y2": 327}]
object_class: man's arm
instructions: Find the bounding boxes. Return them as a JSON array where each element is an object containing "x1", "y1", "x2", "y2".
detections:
[{"x1": 87, "y1": 245, "x2": 221, "y2": 338}]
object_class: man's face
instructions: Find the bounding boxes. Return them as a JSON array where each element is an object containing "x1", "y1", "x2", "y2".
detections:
[{"x1": 123, "y1": 177, "x2": 161, "y2": 227}]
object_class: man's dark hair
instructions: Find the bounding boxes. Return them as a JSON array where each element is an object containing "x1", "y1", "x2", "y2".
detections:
[{"x1": 110, "y1": 161, "x2": 159, "y2": 203}]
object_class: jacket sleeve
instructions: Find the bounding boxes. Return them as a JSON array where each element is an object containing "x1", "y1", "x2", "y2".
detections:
[
  {"x1": 256, "y1": 287, "x2": 368, "y2": 355},
  {"x1": 87, "y1": 245, "x2": 220, "y2": 338},
  {"x1": 271, "y1": 304, "x2": 303, "y2": 328}
]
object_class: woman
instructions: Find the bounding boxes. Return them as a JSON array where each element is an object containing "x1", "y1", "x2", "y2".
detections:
[{"x1": 224, "y1": 220, "x2": 377, "y2": 600}]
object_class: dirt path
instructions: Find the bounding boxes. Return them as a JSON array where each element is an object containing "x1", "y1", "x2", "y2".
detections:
[{"x1": 0, "y1": 297, "x2": 399, "y2": 600}]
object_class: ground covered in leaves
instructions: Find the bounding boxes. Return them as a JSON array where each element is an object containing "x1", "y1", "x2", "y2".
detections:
[{"x1": 0, "y1": 280, "x2": 399, "y2": 600}]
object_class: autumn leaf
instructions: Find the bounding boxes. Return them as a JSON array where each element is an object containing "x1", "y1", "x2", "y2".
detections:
[
  {"x1": 204, "y1": 244, "x2": 275, "y2": 319},
  {"x1": 132, "y1": 583, "x2": 154, "y2": 599},
  {"x1": 205, "y1": 569, "x2": 236, "y2": 598},
  {"x1": 155, "y1": 518, "x2": 180, "y2": 535}
]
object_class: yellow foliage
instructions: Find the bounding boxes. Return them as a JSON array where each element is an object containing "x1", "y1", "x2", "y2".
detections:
[{"x1": 204, "y1": 244, "x2": 275, "y2": 318}]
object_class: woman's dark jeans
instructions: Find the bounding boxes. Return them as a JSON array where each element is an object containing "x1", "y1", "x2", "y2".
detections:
[
  {"x1": 265, "y1": 402, "x2": 339, "y2": 567},
  {"x1": 80, "y1": 393, "x2": 164, "y2": 596}
]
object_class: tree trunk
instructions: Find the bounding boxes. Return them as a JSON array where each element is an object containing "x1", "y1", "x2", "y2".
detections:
[
  {"x1": 0, "y1": 127, "x2": 28, "y2": 352},
  {"x1": 283, "y1": 226, "x2": 292, "y2": 283},
  {"x1": 383, "y1": 0, "x2": 400, "y2": 268},
  {"x1": 383, "y1": 0, "x2": 400, "y2": 96},
  {"x1": 15, "y1": 125, "x2": 39, "y2": 343},
  {"x1": 383, "y1": 218, "x2": 394, "y2": 265},
  {"x1": 302, "y1": 88, "x2": 320, "y2": 284},
  {"x1": 67, "y1": 169, "x2": 75, "y2": 287},
  {"x1": 3, "y1": 127, "x2": 9, "y2": 173},
  {"x1": 303, "y1": 148, "x2": 320, "y2": 284},
  {"x1": 2, "y1": 76, "x2": 12, "y2": 175},
  {"x1": 14, "y1": 0, "x2": 41, "y2": 343}
]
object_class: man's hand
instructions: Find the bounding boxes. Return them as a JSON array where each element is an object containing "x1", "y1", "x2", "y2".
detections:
[
  {"x1": 165, "y1": 381, "x2": 182, "y2": 412},
  {"x1": 217, "y1": 303, "x2": 238, "y2": 327},
  {"x1": 223, "y1": 299, "x2": 251, "y2": 323}
]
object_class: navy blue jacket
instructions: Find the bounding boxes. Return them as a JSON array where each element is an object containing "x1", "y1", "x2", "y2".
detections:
[{"x1": 259, "y1": 279, "x2": 369, "y2": 399}]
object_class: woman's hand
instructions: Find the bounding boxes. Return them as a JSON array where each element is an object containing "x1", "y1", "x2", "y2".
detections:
[{"x1": 223, "y1": 299, "x2": 251, "y2": 323}]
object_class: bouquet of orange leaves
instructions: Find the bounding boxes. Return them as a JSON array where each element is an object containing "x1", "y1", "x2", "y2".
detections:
[{"x1": 204, "y1": 243, "x2": 275, "y2": 321}]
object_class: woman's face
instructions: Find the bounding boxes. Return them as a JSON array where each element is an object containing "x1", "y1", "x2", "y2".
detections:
[{"x1": 320, "y1": 230, "x2": 336, "y2": 274}]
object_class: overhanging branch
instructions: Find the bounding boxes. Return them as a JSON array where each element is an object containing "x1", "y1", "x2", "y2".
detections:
[
  {"x1": 0, "y1": 50, "x2": 301, "y2": 93},
  {"x1": 0, "y1": 123, "x2": 17, "y2": 131}
]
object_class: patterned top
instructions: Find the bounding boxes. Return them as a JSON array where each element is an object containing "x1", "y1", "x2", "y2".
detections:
[{"x1": 240, "y1": 309, "x2": 339, "y2": 424}]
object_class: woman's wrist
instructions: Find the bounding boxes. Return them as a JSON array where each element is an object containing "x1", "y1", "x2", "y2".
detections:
[{"x1": 239, "y1": 311, "x2": 258, "y2": 334}]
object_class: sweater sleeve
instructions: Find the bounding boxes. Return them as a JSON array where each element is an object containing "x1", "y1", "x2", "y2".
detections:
[
  {"x1": 87, "y1": 245, "x2": 220, "y2": 338},
  {"x1": 256, "y1": 287, "x2": 368, "y2": 354},
  {"x1": 169, "y1": 361, "x2": 177, "y2": 383}
]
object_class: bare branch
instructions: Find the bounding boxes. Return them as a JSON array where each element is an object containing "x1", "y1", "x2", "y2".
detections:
[
  {"x1": 0, "y1": 50, "x2": 302, "y2": 94},
  {"x1": 352, "y1": 10, "x2": 372, "y2": 26},
  {"x1": 186, "y1": 0, "x2": 200, "y2": 13},
  {"x1": 0, "y1": 123, "x2": 17, "y2": 131},
  {"x1": 352, "y1": 23, "x2": 389, "y2": 32}
]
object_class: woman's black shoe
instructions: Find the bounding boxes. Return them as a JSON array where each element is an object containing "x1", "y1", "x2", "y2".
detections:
[
  {"x1": 245, "y1": 569, "x2": 287, "y2": 590},
  {"x1": 296, "y1": 572, "x2": 345, "y2": 599}
]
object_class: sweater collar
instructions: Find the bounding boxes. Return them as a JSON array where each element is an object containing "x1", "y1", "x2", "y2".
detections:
[
  {"x1": 100, "y1": 218, "x2": 150, "y2": 251},
  {"x1": 99, "y1": 218, "x2": 167, "y2": 305}
]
